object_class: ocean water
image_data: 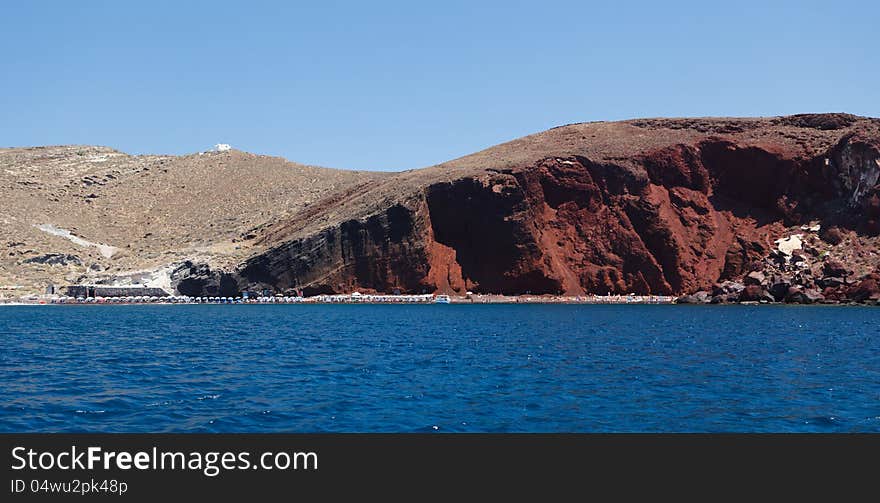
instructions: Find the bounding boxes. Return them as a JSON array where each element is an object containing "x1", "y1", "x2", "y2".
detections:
[{"x1": 1, "y1": 304, "x2": 878, "y2": 432}]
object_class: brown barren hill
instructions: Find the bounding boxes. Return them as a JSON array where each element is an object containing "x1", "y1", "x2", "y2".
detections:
[
  {"x1": 0, "y1": 146, "x2": 385, "y2": 293},
  {"x1": 3, "y1": 114, "x2": 880, "y2": 303}
]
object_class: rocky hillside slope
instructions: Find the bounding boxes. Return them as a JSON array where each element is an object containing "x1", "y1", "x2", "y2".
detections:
[
  {"x1": 0, "y1": 146, "x2": 384, "y2": 293},
  {"x1": 3, "y1": 113, "x2": 879, "y2": 303}
]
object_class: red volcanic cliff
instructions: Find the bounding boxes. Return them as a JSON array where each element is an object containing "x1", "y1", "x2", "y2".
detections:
[{"x1": 179, "y1": 114, "x2": 880, "y2": 302}]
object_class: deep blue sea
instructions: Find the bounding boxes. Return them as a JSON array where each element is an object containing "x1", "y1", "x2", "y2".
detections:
[{"x1": 1, "y1": 304, "x2": 878, "y2": 432}]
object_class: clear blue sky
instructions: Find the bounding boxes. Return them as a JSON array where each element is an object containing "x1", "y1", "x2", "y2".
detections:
[{"x1": 2, "y1": 1, "x2": 876, "y2": 171}]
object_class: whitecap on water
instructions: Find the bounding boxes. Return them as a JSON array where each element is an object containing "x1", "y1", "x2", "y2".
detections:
[
  {"x1": 804, "y1": 416, "x2": 839, "y2": 426},
  {"x1": 147, "y1": 399, "x2": 185, "y2": 407}
]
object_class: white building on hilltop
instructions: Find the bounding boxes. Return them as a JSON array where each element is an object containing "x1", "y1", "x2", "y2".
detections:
[{"x1": 212, "y1": 143, "x2": 232, "y2": 152}]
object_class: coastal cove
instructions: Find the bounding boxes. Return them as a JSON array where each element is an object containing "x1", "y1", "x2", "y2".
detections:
[{"x1": 1, "y1": 304, "x2": 878, "y2": 433}]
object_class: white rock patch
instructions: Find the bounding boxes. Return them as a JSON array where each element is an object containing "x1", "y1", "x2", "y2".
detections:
[
  {"x1": 774, "y1": 234, "x2": 803, "y2": 256},
  {"x1": 35, "y1": 224, "x2": 119, "y2": 258},
  {"x1": 104, "y1": 265, "x2": 174, "y2": 293}
]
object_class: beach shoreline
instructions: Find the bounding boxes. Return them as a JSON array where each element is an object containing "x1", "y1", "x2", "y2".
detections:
[
  {"x1": 1, "y1": 292, "x2": 678, "y2": 306},
  {"x1": 3, "y1": 291, "x2": 876, "y2": 306}
]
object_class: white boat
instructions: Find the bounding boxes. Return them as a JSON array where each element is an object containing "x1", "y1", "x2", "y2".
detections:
[{"x1": 434, "y1": 294, "x2": 451, "y2": 304}]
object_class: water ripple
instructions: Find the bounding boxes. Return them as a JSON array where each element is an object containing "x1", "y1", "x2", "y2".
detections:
[{"x1": 1, "y1": 304, "x2": 879, "y2": 432}]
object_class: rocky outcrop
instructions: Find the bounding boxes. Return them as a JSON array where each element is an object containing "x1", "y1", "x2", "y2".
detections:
[
  {"x1": 171, "y1": 261, "x2": 240, "y2": 297},
  {"x1": 23, "y1": 253, "x2": 82, "y2": 266},
  {"x1": 206, "y1": 114, "x2": 880, "y2": 303},
  {"x1": 847, "y1": 273, "x2": 880, "y2": 303},
  {"x1": 237, "y1": 203, "x2": 435, "y2": 296}
]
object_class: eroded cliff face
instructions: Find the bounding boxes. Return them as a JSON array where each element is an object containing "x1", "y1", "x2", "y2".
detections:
[
  {"x1": 235, "y1": 203, "x2": 434, "y2": 296},
  {"x1": 218, "y1": 116, "x2": 880, "y2": 299}
]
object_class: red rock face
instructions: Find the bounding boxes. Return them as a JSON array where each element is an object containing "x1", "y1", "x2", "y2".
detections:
[
  {"x1": 228, "y1": 115, "x2": 880, "y2": 298},
  {"x1": 848, "y1": 273, "x2": 880, "y2": 302}
]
